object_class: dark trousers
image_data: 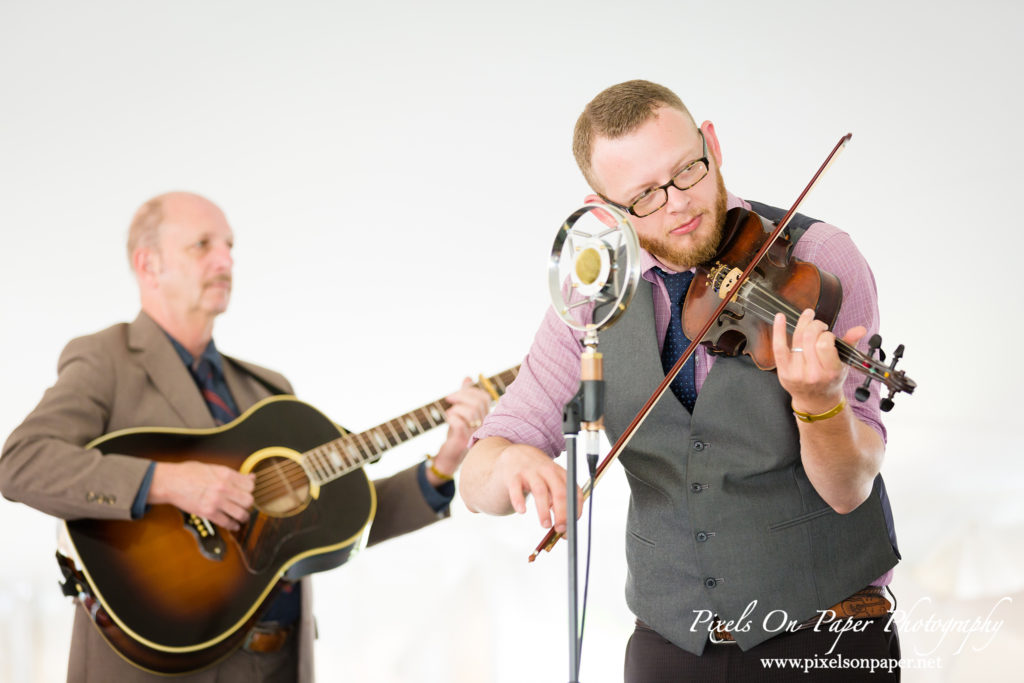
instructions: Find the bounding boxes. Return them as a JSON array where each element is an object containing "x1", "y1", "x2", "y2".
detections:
[{"x1": 624, "y1": 618, "x2": 900, "y2": 682}]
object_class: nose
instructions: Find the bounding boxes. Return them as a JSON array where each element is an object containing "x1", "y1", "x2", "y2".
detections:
[
  {"x1": 212, "y1": 241, "x2": 233, "y2": 273},
  {"x1": 664, "y1": 183, "x2": 692, "y2": 213}
]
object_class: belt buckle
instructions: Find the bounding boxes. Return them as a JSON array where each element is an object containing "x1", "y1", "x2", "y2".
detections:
[
  {"x1": 243, "y1": 622, "x2": 292, "y2": 654},
  {"x1": 708, "y1": 622, "x2": 737, "y2": 645}
]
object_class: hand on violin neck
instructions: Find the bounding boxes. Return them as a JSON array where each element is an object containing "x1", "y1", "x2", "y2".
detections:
[{"x1": 772, "y1": 309, "x2": 866, "y2": 415}]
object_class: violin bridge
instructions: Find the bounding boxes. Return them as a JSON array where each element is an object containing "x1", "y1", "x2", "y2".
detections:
[{"x1": 709, "y1": 263, "x2": 743, "y2": 302}]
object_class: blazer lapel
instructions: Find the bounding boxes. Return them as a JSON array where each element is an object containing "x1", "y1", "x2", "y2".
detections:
[
  {"x1": 127, "y1": 312, "x2": 217, "y2": 429},
  {"x1": 222, "y1": 356, "x2": 290, "y2": 413}
]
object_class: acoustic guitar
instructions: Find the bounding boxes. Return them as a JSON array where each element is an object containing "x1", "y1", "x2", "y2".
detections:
[{"x1": 57, "y1": 366, "x2": 519, "y2": 674}]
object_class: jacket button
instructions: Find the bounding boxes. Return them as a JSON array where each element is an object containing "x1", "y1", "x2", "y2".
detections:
[
  {"x1": 690, "y1": 483, "x2": 703, "y2": 493},
  {"x1": 704, "y1": 577, "x2": 718, "y2": 588},
  {"x1": 696, "y1": 532, "x2": 709, "y2": 542},
  {"x1": 693, "y1": 441, "x2": 704, "y2": 451}
]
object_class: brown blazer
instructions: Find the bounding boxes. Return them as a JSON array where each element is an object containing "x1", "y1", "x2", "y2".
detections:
[{"x1": 0, "y1": 312, "x2": 446, "y2": 682}]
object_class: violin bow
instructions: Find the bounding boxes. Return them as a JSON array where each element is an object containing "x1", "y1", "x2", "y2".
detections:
[{"x1": 529, "y1": 133, "x2": 853, "y2": 562}]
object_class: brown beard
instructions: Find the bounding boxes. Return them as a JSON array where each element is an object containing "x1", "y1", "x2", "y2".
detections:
[{"x1": 638, "y1": 167, "x2": 728, "y2": 270}]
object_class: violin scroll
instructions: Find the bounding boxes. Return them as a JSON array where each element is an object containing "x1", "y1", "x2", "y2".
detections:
[{"x1": 856, "y1": 335, "x2": 914, "y2": 411}]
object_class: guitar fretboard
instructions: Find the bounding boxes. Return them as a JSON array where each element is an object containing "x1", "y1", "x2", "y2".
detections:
[{"x1": 301, "y1": 366, "x2": 519, "y2": 485}]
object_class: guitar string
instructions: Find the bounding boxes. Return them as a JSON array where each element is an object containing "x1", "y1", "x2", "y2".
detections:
[
  {"x1": 244, "y1": 370, "x2": 520, "y2": 504},
  {"x1": 248, "y1": 408, "x2": 446, "y2": 501}
]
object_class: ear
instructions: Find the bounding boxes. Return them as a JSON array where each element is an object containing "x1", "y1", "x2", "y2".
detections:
[
  {"x1": 701, "y1": 120, "x2": 723, "y2": 169},
  {"x1": 132, "y1": 246, "x2": 160, "y2": 287},
  {"x1": 582, "y1": 194, "x2": 620, "y2": 229}
]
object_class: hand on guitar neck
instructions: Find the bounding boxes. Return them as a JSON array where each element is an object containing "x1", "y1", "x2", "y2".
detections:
[
  {"x1": 424, "y1": 377, "x2": 492, "y2": 487},
  {"x1": 149, "y1": 461, "x2": 256, "y2": 531}
]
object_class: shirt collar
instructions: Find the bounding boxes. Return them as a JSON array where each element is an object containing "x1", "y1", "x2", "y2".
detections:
[{"x1": 165, "y1": 333, "x2": 226, "y2": 379}]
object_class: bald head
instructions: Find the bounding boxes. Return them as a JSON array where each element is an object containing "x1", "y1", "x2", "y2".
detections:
[{"x1": 126, "y1": 192, "x2": 228, "y2": 268}]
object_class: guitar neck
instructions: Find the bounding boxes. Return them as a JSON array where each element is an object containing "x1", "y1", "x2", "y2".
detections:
[{"x1": 301, "y1": 366, "x2": 519, "y2": 485}]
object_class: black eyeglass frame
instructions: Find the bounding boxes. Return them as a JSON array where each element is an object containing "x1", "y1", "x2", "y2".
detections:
[{"x1": 597, "y1": 129, "x2": 710, "y2": 218}]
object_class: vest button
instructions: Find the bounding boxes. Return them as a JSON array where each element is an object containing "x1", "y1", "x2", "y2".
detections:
[
  {"x1": 693, "y1": 441, "x2": 704, "y2": 451},
  {"x1": 704, "y1": 577, "x2": 718, "y2": 588},
  {"x1": 690, "y1": 483, "x2": 704, "y2": 493},
  {"x1": 696, "y1": 532, "x2": 709, "y2": 542}
]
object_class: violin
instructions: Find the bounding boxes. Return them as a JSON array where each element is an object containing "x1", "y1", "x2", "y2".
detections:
[{"x1": 683, "y1": 206, "x2": 916, "y2": 409}]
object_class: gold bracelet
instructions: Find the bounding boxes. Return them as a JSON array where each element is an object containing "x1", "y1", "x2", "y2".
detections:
[
  {"x1": 426, "y1": 455, "x2": 454, "y2": 481},
  {"x1": 792, "y1": 398, "x2": 846, "y2": 423}
]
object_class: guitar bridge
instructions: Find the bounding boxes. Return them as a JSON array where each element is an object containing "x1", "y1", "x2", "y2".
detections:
[{"x1": 183, "y1": 511, "x2": 227, "y2": 561}]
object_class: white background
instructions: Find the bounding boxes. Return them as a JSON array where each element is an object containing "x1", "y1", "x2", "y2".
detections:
[{"x1": 1, "y1": 1, "x2": 1022, "y2": 681}]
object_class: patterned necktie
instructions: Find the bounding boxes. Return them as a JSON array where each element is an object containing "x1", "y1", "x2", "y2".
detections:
[
  {"x1": 193, "y1": 357, "x2": 238, "y2": 425},
  {"x1": 656, "y1": 268, "x2": 697, "y2": 412}
]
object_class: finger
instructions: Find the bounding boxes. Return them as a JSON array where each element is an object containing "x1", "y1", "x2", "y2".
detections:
[
  {"x1": 222, "y1": 500, "x2": 252, "y2": 525},
  {"x1": 446, "y1": 403, "x2": 478, "y2": 431},
  {"x1": 813, "y1": 329, "x2": 839, "y2": 369},
  {"x1": 447, "y1": 382, "x2": 489, "y2": 426},
  {"x1": 508, "y1": 476, "x2": 528, "y2": 515},
  {"x1": 523, "y1": 472, "x2": 554, "y2": 528},
  {"x1": 225, "y1": 487, "x2": 255, "y2": 511},
  {"x1": 793, "y1": 310, "x2": 827, "y2": 363},
  {"x1": 445, "y1": 377, "x2": 475, "y2": 402},
  {"x1": 549, "y1": 480, "x2": 570, "y2": 533},
  {"x1": 208, "y1": 510, "x2": 239, "y2": 532},
  {"x1": 841, "y1": 325, "x2": 868, "y2": 347},
  {"x1": 772, "y1": 312, "x2": 792, "y2": 372}
]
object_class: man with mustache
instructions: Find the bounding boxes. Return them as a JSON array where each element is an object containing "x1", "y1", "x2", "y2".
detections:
[
  {"x1": 459, "y1": 81, "x2": 901, "y2": 681},
  {"x1": 0, "y1": 191, "x2": 490, "y2": 682}
]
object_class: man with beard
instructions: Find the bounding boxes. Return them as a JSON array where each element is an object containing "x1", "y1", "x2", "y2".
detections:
[
  {"x1": 0, "y1": 191, "x2": 491, "y2": 682},
  {"x1": 459, "y1": 80, "x2": 901, "y2": 681}
]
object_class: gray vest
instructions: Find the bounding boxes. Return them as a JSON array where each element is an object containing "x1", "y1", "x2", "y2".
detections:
[{"x1": 595, "y1": 261, "x2": 898, "y2": 653}]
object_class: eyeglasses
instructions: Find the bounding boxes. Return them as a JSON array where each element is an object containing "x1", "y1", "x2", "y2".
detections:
[{"x1": 599, "y1": 130, "x2": 710, "y2": 218}]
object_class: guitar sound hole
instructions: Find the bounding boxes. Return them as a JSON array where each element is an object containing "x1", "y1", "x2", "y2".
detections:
[{"x1": 251, "y1": 456, "x2": 311, "y2": 518}]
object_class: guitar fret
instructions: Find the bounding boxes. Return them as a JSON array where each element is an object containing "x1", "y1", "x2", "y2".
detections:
[
  {"x1": 307, "y1": 452, "x2": 327, "y2": 482},
  {"x1": 342, "y1": 441, "x2": 359, "y2": 466},
  {"x1": 403, "y1": 417, "x2": 420, "y2": 436},
  {"x1": 372, "y1": 429, "x2": 388, "y2": 450},
  {"x1": 421, "y1": 405, "x2": 438, "y2": 428},
  {"x1": 315, "y1": 450, "x2": 333, "y2": 478},
  {"x1": 384, "y1": 420, "x2": 402, "y2": 445},
  {"x1": 320, "y1": 449, "x2": 339, "y2": 477},
  {"x1": 355, "y1": 432, "x2": 377, "y2": 458},
  {"x1": 326, "y1": 446, "x2": 344, "y2": 470},
  {"x1": 428, "y1": 403, "x2": 444, "y2": 425}
]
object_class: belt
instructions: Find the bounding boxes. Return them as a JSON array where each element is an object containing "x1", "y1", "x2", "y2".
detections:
[
  {"x1": 242, "y1": 622, "x2": 293, "y2": 654},
  {"x1": 709, "y1": 586, "x2": 891, "y2": 645}
]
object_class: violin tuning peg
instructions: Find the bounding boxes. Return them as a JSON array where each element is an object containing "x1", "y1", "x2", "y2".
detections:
[
  {"x1": 893, "y1": 343, "x2": 905, "y2": 360},
  {"x1": 868, "y1": 334, "x2": 882, "y2": 350},
  {"x1": 855, "y1": 385, "x2": 872, "y2": 403},
  {"x1": 880, "y1": 397, "x2": 895, "y2": 412}
]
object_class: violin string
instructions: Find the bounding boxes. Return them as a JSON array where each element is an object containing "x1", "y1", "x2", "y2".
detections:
[{"x1": 735, "y1": 282, "x2": 863, "y2": 365}]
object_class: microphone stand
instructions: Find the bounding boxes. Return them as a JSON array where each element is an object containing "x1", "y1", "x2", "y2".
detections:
[{"x1": 562, "y1": 328, "x2": 603, "y2": 683}]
